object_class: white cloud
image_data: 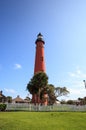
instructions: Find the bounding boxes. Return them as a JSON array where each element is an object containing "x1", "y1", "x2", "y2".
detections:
[
  {"x1": 69, "y1": 88, "x2": 84, "y2": 95},
  {"x1": 4, "y1": 88, "x2": 16, "y2": 94},
  {"x1": 68, "y1": 68, "x2": 86, "y2": 79},
  {"x1": 68, "y1": 87, "x2": 86, "y2": 99},
  {"x1": 60, "y1": 67, "x2": 86, "y2": 100},
  {"x1": 67, "y1": 67, "x2": 86, "y2": 91},
  {"x1": 14, "y1": 63, "x2": 22, "y2": 69},
  {"x1": 69, "y1": 80, "x2": 84, "y2": 88}
]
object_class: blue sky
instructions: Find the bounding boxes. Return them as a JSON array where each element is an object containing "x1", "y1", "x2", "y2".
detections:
[{"x1": 0, "y1": 0, "x2": 86, "y2": 100}]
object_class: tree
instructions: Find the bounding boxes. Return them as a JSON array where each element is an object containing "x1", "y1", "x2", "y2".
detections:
[
  {"x1": 47, "y1": 84, "x2": 69, "y2": 105},
  {"x1": 26, "y1": 72, "x2": 48, "y2": 102},
  {"x1": 67, "y1": 100, "x2": 74, "y2": 105},
  {"x1": 47, "y1": 84, "x2": 56, "y2": 105},
  {"x1": 55, "y1": 87, "x2": 69, "y2": 98},
  {"x1": 6, "y1": 96, "x2": 12, "y2": 103},
  {"x1": 24, "y1": 96, "x2": 31, "y2": 103},
  {"x1": 78, "y1": 97, "x2": 86, "y2": 105},
  {"x1": 26, "y1": 73, "x2": 69, "y2": 105}
]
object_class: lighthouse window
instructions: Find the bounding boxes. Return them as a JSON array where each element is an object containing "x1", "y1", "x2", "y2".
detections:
[{"x1": 41, "y1": 57, "x2": 43, "y2": 61}]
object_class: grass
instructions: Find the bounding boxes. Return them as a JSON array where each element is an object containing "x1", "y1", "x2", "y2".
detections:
[{"x1": 0, "y1": 112, "x2": 86, "y2": 130}]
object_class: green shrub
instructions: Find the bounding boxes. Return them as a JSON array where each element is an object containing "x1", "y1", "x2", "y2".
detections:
[
  {"x1": 0, "y1": 104, "x2": 7, "y2": 111},
  {"x1": 67, "y1": 100, "x2": 74, "y2": 105}
]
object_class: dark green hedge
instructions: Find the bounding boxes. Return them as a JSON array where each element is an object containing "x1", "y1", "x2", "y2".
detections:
[{"x1": 0, "y1": 104, "x2": 7, "y2": 111}]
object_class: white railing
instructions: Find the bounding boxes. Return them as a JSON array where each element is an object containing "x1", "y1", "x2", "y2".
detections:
[{"x1": 6, "y1": 103, "x2": 86, "y2": 111}]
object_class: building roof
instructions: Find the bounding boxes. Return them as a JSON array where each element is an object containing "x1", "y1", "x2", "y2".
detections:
[
  {"x1": 0, "y1": 91, "x2": 6, "y2": 98},
  {"x1": 12, "y1": 95, "x2": 25, "y2": 103},
  {"x1": 0, "y1": 95, "x2": 3, "y2": 98}
]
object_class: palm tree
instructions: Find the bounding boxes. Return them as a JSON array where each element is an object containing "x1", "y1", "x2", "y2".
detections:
[{"x1": 26, "y1": 72, "x2": 48, "y2": 104}]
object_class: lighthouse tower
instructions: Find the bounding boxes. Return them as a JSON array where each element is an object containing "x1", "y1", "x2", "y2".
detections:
[
  {"x1": 32, "y1": 33, "x2": 48, "y2": 105},
  {"x1": 34, "y1": 33, "x2": 45, "y2": 74}
]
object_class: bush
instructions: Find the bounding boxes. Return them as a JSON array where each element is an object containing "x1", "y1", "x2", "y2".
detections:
[
  {"x1": 67, "y1": 100, "x2": 74, "y2": 105},
  {"x1": 0, "y1": 104, "x2": 7, "y2": 111}
]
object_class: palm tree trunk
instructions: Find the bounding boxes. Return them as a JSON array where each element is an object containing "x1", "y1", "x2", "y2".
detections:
[{"x1": 38, "y1": 88, "x2": 41, "y2": 104}]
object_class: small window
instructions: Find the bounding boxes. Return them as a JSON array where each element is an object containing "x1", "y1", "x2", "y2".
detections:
[{"x1": 41, "y1": 57, "x2": 43, "y2": 61}]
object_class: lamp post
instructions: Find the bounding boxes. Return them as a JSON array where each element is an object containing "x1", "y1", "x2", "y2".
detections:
[{"x1": 83, "y1": 80, "x2": 86, "y2": 89}]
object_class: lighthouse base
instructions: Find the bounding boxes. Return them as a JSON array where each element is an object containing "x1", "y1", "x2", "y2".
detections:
[{"x1": 32, "y1": 94, "x2": 48, "y2": 106}]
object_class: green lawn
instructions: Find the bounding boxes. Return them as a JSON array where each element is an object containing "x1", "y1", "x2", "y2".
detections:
[{"x1": 0, "y1": 112, "x2": 86, "y2": 130}]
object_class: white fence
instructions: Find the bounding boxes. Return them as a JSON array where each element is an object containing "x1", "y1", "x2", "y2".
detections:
[{"x1": 6, "y1": 103, "x2": 86, "y2": 112}]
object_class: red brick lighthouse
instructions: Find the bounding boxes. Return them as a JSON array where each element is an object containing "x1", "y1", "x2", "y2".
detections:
[
  {"x1": 34, "y1": 33, "x2": 45, "y2": 73},
  {"x1": 32, "y1": 33, "x2": 48, "y2": 105}
]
